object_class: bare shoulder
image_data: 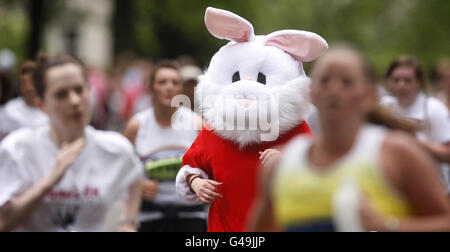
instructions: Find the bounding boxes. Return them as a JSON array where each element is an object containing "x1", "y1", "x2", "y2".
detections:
[
  {"x1": 383, "y1": 131, "x2": 422, "y2": 156},
  {"x1": 123, "y1": 118, "x2": 141, "y2": 145},
  {"x1": 382, "y1": 131, "x2": 450, "y2": 217},
  {"x1": 382, "y1": 131, "x2": 436, "y2": 176},
  {"x1": 380, "y1": 131, "x2": 440, "y2": 195}
]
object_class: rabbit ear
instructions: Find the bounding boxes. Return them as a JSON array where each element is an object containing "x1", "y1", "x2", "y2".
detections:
[
  {"x1": 265, "y1": 30, "x2": 328, "y2": 62},
  {"x1": 205, "y1": 7, "x2": 255, "y2": 43}
]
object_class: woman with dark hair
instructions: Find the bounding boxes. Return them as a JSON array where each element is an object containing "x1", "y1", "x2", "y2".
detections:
[
  {"x1": 0, "y1": 54, "x2": 144, "y2": 232},
  {"x1": 0, "y1": 71, "x2": 13, "y2": 105},
  {"x1": 0, "y1": 71, "x2": 14, "y2": 141},
  {"x1": 382, "y1": 56, "x2": 450, "y2": 193},
  {"x1": 436, "y1": 58, "x2": 450, "y2": 112},
  {"x1": 1, "y1": 61, "x2": 48, "y2": 139},
  {"x1": 123, "y1": 60, "x2": 206, "y2": 232},
  {"x1": 249, "y1": 46, "x2": 450, "y2": 232}
]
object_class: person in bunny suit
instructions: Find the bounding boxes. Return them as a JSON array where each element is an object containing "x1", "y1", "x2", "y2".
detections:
[{"x1": 175, "y1": 7, "x2": 328, "y2": 232}]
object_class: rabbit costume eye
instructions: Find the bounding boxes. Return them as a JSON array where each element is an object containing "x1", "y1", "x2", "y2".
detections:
[
  {"x1": 257, "y1": 73, "x2": 266, "y2": 85},
  {"x1": 232, "y1": 71, "x2": 241, "y2": 83}
]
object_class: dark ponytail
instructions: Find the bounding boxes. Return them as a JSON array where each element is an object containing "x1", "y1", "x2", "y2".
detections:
[
  {"x1": 367, "y1": 106, "x2": 418, "y2": 135},
  {"x1": 0, "y1": 71, "x2": 13, "y2": 105},
  {"x1": 357, "y1": 49, "x2": 418, "y2": 134}
]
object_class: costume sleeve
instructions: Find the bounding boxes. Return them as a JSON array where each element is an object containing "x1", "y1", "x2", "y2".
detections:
[{"x1": 176, "y1": 130, "x2": 211, "y2": 202}]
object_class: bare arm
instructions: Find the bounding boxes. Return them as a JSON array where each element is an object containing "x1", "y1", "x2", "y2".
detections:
[
  {"x1": 397, "y1": 136, "x2": 450, "y2": 231},
  {"x1": 247, "y1": 150, "x2": 282, "y2": 232},
  {"x1": 123, "y1": 118, "x2": 140, "y2": 145},
  {"x1": 363, "y1": 133, "x2": 450, "y2": 232},
  {"x1": 0, "y1": 139, "x2": 85, "y2": 232},
  {"x1": 247, "y1": 190, "x2": 279, "y2": 232},
  {"x1": 0, "y1": 178, "x2": 54, "y2": 232},
  {"x1": 116, "y1": 180, "x2": 143, "y2": 232},
  {"x1": 420, "y1": 141, "x2": 450, "y2": 164},
  {"x1": 122, "y1": 118, "x2": 160, "y2": 201}
]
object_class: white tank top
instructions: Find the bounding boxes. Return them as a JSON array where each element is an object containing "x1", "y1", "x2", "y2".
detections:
[
  {"x1": 133, "y1": 107, "x2": 199, "y2": 207},
  {"x1": 381, "y1": 94, "x2": 450, "y2": 192}
]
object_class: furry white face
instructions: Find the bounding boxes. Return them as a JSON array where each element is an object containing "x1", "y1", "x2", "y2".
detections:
[{"x1": 197, "y1": 39, "x2": 311, "y2": 147}]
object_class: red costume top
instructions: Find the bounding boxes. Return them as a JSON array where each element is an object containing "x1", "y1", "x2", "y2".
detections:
[{"x1": 182, "y1": 122, "x2": 312, "y2": 232}]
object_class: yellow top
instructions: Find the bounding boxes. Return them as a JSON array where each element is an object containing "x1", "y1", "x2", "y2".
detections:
[{"x1": 273, "y1": 125, "x2": 412, "y2": 232}]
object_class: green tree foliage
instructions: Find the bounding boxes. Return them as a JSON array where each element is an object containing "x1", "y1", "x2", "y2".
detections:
[
  {"x1": 0, "y1": 0, "x2": 28, "y2": 62},
  {"x1": 117, "y1": 0, "x2": 450, "y2": 76},
  {"x1": 0, "y1": 0, "x2": 68, "y2": 61},
  {"x1": 1, "y1": 0, "x2": 449, "y2": 76}
]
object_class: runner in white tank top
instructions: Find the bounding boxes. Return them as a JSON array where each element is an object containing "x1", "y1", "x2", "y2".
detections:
[
  {"x1": 123, "y1": 61, "x2": 207, "y2": 232},
  {"x1": 383, "y1": 56, "x2": 450, "y2": 193}
]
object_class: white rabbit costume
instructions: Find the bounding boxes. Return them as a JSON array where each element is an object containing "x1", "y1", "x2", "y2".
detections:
[{"x1": 175, "y1": 7, "x2": 327, "y2": 232}]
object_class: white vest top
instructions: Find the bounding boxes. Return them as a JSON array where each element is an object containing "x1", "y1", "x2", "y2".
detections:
[{"x1": 133, "y1": 107, "x2": 199, "y2": 206}]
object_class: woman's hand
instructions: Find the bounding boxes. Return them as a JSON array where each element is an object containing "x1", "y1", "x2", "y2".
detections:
[
  {"x1": 190, "y1": 178, "x2": 223, "y2": 204},
  {"x1": 116, "y1": 223, "x2": 138, "y2": 232},
  {"x1": 359, "y1": 200, "x2": 392, "y2": 232},
  {"x1": 0, "y1": 138, "x2": 86, "y2": 232},
  {"x1": 44, "y1": 138, "x2": 86, "y2": 188},
  {"x1": 142, "y1": 179, "x2": 159, "y2": 201}
]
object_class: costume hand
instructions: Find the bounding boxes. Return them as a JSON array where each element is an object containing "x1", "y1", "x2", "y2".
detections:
[
  {"x1": 191, "y1": 178, "x2": 223, "y2": 204},
  {"x1": 259, "y1": 149, "x2": 282, "y2": 172}
]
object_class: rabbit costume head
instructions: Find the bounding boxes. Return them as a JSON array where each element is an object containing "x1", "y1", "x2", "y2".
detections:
[{"x1": 197, "y1": 7, "x2": 328, "y2": 147}]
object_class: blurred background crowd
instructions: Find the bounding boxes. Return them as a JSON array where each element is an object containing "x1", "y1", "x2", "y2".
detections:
[{"x1": 0, "y1": 0, "x2": 449, "y2": 133}]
